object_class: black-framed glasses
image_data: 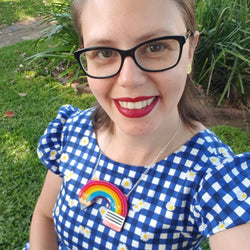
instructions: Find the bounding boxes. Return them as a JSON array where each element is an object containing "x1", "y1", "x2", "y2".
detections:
[{"x1": 74, "y1": 31, "x2": 192, "y2": 79}]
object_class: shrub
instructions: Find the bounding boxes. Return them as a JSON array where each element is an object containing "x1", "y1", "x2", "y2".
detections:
[
  {"x1": 26, "y1": 1, "x2": 82, "y2": 84},
  {"x1": 195, "y1": 0, "x2": 250, "y2": 105}
]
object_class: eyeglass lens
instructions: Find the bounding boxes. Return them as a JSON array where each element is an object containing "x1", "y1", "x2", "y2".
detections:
[{"x1": 78, "y1": 37, "x2": 182, "y2": 78}]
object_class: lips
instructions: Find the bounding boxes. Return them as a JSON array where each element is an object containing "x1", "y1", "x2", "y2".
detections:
[{"x1": 114, "y1": 96, "x2": 159, "y2": 118}]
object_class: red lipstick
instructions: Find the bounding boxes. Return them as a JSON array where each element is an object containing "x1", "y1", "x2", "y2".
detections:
[{"x1": 114, "y1": 96, "x2": 159, "y2": 118}]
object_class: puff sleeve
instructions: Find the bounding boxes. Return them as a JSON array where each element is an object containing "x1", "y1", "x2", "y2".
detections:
[
  {"x1": 37, "y1": 105, "x2": 80, "y2": 176},
  {"x1": 193, "y1": 153, "x2": 250, "y2": 237}
]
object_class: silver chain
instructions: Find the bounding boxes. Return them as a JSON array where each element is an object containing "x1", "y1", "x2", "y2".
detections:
[{"x1": 91, "y1": 118, "x2": 181, "y2": 197}]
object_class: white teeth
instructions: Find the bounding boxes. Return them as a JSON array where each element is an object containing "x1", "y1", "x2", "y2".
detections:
[
  {"x1": 128, "y1": 102, "x2": 134, "y2": 109},
  {"x1": 118, "y1": 98, "x2": 155, "y2": 110},
  {"x1": 120, "y1": 102, "x2": 128, "y2": 108},
  {"x1": 135, "y1": 101, "x2": 142, "y2": 109}
]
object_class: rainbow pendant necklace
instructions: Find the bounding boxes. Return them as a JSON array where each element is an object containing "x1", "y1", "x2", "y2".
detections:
[{"x1": 78, "y1": 119, "x2": 181, "y2": 232}]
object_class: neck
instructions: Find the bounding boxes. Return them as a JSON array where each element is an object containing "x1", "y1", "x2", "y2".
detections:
[{"x1": 97, "y1": 116, "x2": 182, "y2": 166}]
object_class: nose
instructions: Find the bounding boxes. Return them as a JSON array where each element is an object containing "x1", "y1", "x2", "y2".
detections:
[{"x1": 117, "y1": 56, "x2": 146, "y2": 88}]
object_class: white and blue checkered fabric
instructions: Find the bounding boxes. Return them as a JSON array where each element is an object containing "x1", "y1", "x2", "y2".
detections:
[{"x1": 23, "y1": 105, "x2": 250, "y2": 250}]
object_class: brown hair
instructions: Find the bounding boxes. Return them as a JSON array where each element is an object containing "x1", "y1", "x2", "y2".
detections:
[{"x1": 71, "y1": 0, "x2": 205, "y2": 132}]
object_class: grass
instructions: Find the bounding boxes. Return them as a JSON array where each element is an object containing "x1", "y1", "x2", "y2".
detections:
[
  {"x1": 211, "y1": 126, "x2": 250, "y2": 153},
  {"x1": 0, "y1": 39, "x2": 96, "y2": 250},
  {"x1": 0, "y1": 0, "x2": 65, "y2": 27}
]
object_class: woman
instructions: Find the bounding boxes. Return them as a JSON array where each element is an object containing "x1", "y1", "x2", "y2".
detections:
[{"x1": 25, "y1": 0, "x2": 250, "y2": 249}]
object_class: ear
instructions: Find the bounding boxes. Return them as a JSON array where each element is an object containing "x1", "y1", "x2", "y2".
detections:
[{"x1": 188, "y1": 31, "x2": 199, "y2": 61}]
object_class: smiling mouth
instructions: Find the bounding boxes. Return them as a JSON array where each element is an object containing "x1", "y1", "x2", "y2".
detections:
[
  {"x1": 114, "y1": 96, "x2": 159, "y2": 118},
  {"x1": 118, "y1": 97, "x2": 156, "y2": 110}
]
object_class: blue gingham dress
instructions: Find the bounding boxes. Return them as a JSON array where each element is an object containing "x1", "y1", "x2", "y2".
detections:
[{"x1": 24, "y1": 105, "x2": 250, "y2": 250}]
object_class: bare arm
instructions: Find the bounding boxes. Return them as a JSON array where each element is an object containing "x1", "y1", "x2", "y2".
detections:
[
  {"x1": 209, "y1": 223, "x2": 250, "y2": 250},
  {"x1": 29, "y1": 170, "x2": 63, "y2": 250}
]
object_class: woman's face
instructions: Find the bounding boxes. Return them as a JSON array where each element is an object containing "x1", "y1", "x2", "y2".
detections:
[{"x1": 80, "y1": 0, "x2": 197, "y2": 137}]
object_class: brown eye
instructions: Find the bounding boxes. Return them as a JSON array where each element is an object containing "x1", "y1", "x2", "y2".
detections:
[
  {"x1": 97, "y1": 49, "x2": 116, "y2": 59},
  {"x1": 147, "y1": 44, "x2": 164, "y2": 53}
]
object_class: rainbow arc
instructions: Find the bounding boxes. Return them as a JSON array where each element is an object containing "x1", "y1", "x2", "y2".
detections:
[{"x1": 79, "y1": 180, "x2": 128, "y2": 231}]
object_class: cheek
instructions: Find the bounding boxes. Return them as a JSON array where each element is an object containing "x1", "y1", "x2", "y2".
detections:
[
  {"x1": 87, "y1": 78, "x2": 113, "y2": 105},
  {"x1": 88, "y1": 80, "x2": 97, "y2": 95},
  {"x1": 166, "y1": 51, "x2": 190, "y2": 94},
  {"x1": 88, "y1": 78, "x2": 104, "y2": 96},
  {"x1": 158, "y1": 67, "x2": 187, "y2": 97}
]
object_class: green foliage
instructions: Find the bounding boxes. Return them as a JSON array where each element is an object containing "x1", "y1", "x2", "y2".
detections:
[
  {"x1": 0, "y1": 0, "x2": 64, "y2": 27},
  {"x1": 211, "y1": 126, "x2": 250, "y2": 154},
  {"x1": 195, "y1": 0, "x2": 250, "y2": 105},
  {"x1": 26, "y1": 1, "x2": 82, "y2": 84},
  {"x1": 201, "y1": 238, "x2": 210, "y2": 250},
  {"x1": 0, "y1": 40, "x2": 95, "y2": 249}
]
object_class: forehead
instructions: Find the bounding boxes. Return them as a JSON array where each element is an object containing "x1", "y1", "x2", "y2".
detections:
[{"x1": 81, "y1": 0, "x2": 186, "y2": 46}]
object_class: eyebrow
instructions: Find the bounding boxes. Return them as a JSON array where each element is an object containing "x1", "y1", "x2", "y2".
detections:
[
  {"x1": 84, "y1": 30, "x2": 183, "y2": 48},
  {"x1": 134, "y1": 30, "x2": 176, "y2": 43},
  {"x1": 84, "y1": 38, "x2": 115, "y2": 47}
]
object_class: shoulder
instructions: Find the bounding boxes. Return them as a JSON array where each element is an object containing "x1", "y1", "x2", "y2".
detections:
[
  {"x1": 55, "y1": 104, "x2": 94, "y2": 126},
  {"x1": 182, "y1": 129, "x2": 235, "y2": 163},
  {"x1": 175, "y1": 129, "x2": 235, "y2": 174},
  {"x1": 38, "y1": 104, "x2": 95, "y2": 151},
  {"x1": 185, "y1": 129, "x2": 250, "y2": 198},
  {"x1": 37, "y1": 105, "x2": 96, "y2": 175},
  {"x1": 199, "y1": 152, "x2": 250, "y2": 195},
  {"x1": 44, "y1": 104, "x2": 96, "y2": 138},
  {"x1": 193, "y1": 150, "x2": 250, "y2": 236},
  {"x1": 58, "y1": 104, "x2": 94, "y2": 133}
]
